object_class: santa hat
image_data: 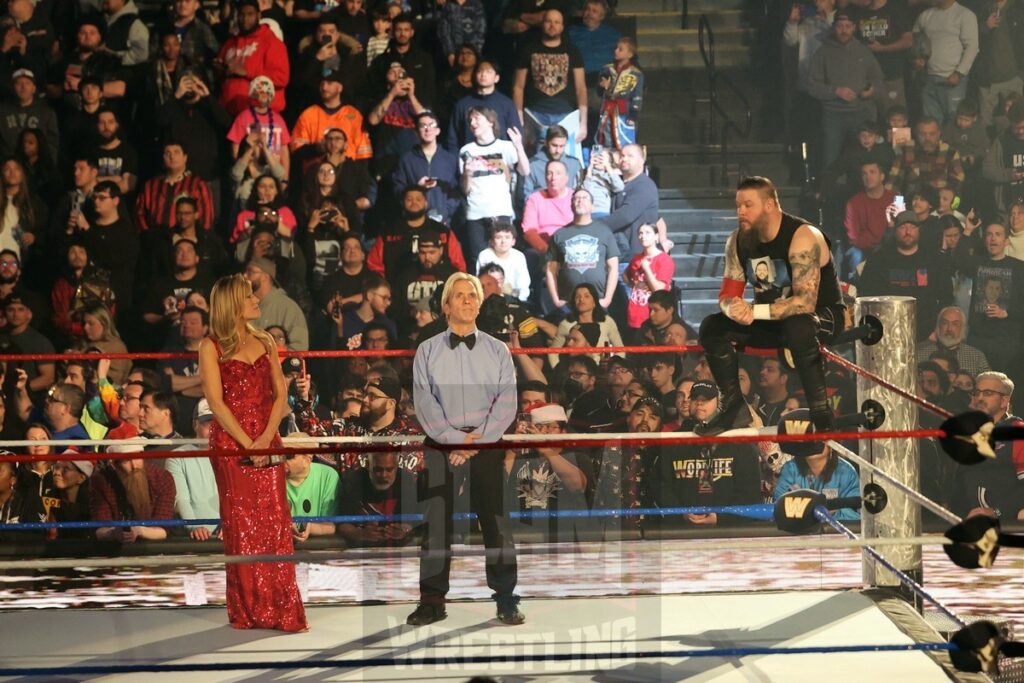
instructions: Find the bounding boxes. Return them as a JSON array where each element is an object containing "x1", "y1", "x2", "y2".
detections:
[{"x1": 526, "y1": 402, "x2": 568, "y2": 424}]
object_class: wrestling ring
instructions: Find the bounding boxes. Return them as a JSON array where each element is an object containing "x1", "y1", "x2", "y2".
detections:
[{"x1": 0, "y1": 295, "x2": 1022, "y2": 682}]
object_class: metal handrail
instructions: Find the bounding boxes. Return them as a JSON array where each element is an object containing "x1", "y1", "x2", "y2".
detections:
[{"x1": 698, "y1": 14, "x2": 753, "y2": 185}]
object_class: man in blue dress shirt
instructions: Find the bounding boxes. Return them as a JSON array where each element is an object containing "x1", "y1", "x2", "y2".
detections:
[{"x1": 410, "y1": 272, "x2": 521, "y2": 626}]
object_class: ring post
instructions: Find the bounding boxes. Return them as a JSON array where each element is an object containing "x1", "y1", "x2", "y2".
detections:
[{"x1": 854, "y1": 296, "x2": 921, "y2": 606}]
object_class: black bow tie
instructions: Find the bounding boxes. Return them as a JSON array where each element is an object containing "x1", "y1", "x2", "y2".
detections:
[{"x1": 449, "y1": 332, "x2": 476, "y2": 350}]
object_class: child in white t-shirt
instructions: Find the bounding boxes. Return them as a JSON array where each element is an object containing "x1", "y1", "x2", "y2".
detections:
[{"x1": 476, "y1": 220, "x2": 531, "y2": 301}]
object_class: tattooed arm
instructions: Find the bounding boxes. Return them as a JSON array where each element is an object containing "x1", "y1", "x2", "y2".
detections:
[
  {"x1": 768, "y1": 226, "x2": 825, "y2": 319},
  {"x1": 719, "y1": 231, "x2": 753, "y2": 324}
]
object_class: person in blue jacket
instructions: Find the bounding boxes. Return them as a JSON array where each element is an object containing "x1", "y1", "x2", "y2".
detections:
[{"x1": 772, "y1": 409, "x2": 860, "y2": 520}]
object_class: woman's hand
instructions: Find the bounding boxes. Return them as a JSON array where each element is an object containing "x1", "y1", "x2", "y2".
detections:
[
  {"x1": 307, "y1": 208, "x2": 321, "y2": 231},
  {"x1": 251, "y1": 432, "x2": 274, "y2": 451}
]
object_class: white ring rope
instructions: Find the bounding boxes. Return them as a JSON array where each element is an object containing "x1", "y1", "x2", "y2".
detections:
[
  {"x1": 0, "y1": 427, "x2": 783, "y2": 449},
  {"x1": 826, "y1": 440, "x2": 962, "y2": 525}
]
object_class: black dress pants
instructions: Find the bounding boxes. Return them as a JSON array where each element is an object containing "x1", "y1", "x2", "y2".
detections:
[{"x1": 417, "y1": 446, "x2": 518, "y2": 604}]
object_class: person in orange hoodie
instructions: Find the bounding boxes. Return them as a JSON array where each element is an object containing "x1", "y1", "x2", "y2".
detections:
[{"x1": 214, "y1": 0, "x2": 290, "y2": 116}]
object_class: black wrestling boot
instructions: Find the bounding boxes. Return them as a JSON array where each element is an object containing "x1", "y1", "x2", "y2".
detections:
[
  {"x1": 406, "y1": 603, "x2": 447, "y2": 626},
  {"x1": 789, "y1": 341, "x2": 835, "y2": 432},
  {"x1": 496, "y1": 595, "x2": 526, "y2": 625}
]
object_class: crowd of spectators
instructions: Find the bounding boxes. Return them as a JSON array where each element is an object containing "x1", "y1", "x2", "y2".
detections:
[
  {"x1": 1, "y1": 0, "x2": 1022, "y2": 552},
  {"x1": 788, "y1": 0, "x2": 1024, "y2": 523}
]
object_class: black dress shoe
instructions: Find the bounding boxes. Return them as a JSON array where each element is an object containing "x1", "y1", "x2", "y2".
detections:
[
  {"x1": 406, "y1": 603, "x2": 447, "y2": 626},
  {"x1": 496, "y1": 600, "x2": 526, "y2": 625}
]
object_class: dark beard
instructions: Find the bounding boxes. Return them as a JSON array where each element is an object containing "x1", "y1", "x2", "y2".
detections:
[
  {"x1": 0, "y1": 273, "x2": 17, "y2": 286},
  {"x1": 403, "y1": 209, "x2": 427, "y2": 221},
  {"x1": 737, "y1": 224, "x2": 763, "y2": 254},
  {"x1": 118, "y1": 467, "x2": 152, "y2": 520}
]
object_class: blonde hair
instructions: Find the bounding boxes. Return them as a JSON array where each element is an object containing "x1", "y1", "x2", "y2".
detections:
[
  {"x1": 209, "y1": 274, "x2": 274, "y2": 360},
  {"x1": 440, "y1": 272, "x2": 484, "y2": 310},
  {"x1": 80, "y1": 303, "x2": 120, "y2": 341}
]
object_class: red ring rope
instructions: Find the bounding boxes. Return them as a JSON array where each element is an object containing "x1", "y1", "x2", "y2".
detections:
[
  {"x1": 0, "y1": 428, "x2": 947, "y2": 463},
  {"x1": 0, "y1": 344, "x2": 785, "y2": 362}
]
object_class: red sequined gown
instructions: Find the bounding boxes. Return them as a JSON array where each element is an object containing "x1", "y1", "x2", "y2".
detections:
[{"x1": 209, "y1": 349, "x2": 307, "y2": 632}]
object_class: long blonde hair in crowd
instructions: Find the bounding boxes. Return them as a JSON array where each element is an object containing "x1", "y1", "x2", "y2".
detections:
[{"x1": 209, "y1": 274, "x2": 274, "y2": 360}]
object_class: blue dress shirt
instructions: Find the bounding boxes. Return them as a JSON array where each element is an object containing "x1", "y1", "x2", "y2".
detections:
[{"x1": 413, "y1": 327, "x2": 517, "y2": 445}]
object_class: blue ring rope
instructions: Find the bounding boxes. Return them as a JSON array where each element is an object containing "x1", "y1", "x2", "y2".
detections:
[
  {"x1": 0, "y1": 503, "x2": 777, "y2": 531},
  {"x1": 0, "y1": 642, "x2": 957, "y2": 677},
  {"x1": 813, "y1": 507, "x2": 966, "y2": 628}
]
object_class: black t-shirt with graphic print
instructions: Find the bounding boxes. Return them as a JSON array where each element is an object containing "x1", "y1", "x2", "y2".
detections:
[
  {"x1": 92, "y1": 140, "x2": 139, "y2": 185},
  {"x1": 853, "y1": 1, "x2": 912, "y2": 80},
  {"x1": 517, "y1": 39, "x2": 585, "y2": 115}
]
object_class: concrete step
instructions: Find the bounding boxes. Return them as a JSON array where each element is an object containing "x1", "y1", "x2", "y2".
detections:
[
  {"x1": 633, "y1": 9, "x2": 746, "y2": 31},
  {"x1": 657, "y1": 185, "x2": 804, "y2": 209},
  {"x1": 637, "y1": 26, "x2": 751, "y2": 51},
  {"x1": 670, "y1": 253, "x2": 726, "y2": 278},
  {"x1": 678, "y1": 299, "x2": 720, "y2": 322},
  {"x1": 672, "y1": 276, "x2": 724, "y2": 291},
  {"x1": 617, "y1": 0, "x2": 746, "y2": 13},
  {"x1": 654, "y1": 164, "x2": 790, "y2": 190},
  {"x1": 650, "y1": 142, "x2": 788, "y2": 158},
  {"x1": 659, "y1": 208, "x2": 736, "y2": 231},
  {"x1": 651, "y1": 159, "x2": 790, "y2": 178},
  {"x1": 641, "y1": 45, "x2": 751, "y2": 69}
]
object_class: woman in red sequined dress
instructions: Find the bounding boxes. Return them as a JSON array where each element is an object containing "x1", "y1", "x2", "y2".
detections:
[{"x1": 198, "y1": 274, "x2": 307, "y2": 632}]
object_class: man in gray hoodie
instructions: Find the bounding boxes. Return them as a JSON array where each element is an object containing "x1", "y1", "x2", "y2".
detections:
[
  {"x1": 102, "y1": 0, "x2": 150, "y2": 67},
  {"x1": 806, "y1": 12, "x2": 885, "y2": 170}
]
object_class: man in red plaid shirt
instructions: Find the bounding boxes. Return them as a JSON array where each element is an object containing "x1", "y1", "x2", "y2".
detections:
[
  {"x1": 134, "y1": 141, "x2": 214, "y2": 232},
  {"x1": 294, "y1": 374, "x2": 423, "y2": 474},
  {"x1": 90, "y1": 443, "x2": 176, "y2": 542}
]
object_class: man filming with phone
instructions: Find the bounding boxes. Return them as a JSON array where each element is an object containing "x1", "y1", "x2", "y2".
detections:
[{"x1": 367, "y1": 61, "x2": 428, "y2": 176}]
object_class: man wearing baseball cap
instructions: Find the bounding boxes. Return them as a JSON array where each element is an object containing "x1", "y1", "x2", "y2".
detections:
[
  {"x1": 658, "y1": 382, "x2": 762, "y2": 527},
  {"x1": 246, "y1": 256, "x2": 310, "y2": 351},
  {"x1": 335, "y1": 377, "x2": 422, "y2": 547},
  {"x1": 805, "y1": 11, "x2": 884, "y2": 169},
  {"x1": 689, "y1": 380, "x2": 720, "y2": 426},
  {"x1": 504, "y1": 402, "x2": 588, "y2": 540},
  {"x1": 772, "y1": 409, "x2": 860, "y2": 520},
  {"x1": 164, "y1": 399, "x2": 221, "y2": 541},
  {"x1": 392, "y1": 227, "x2": 458, "y2": 324},
  {"x1": 294, "y1": 374, "x2": 422, "y2": 476},
  {"x1": 0, "y1": 68, "x2": 58, "y2": 161},
  {"x1": 859, "y1": 209, "x2": 952, "y2": 339},
  {"x1": 291, "y1": 69, "x2": 372, "y2": 160}
]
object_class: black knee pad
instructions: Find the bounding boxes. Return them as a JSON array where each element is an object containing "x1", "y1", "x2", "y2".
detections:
[
  {"x1": 699, "y1": 312, "x2": 731, "y2": 348},
  {"x1": 780, "y1": 315, "x2": 820, "y2": 352}
]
